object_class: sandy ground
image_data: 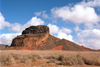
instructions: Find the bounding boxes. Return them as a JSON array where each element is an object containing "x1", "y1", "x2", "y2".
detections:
[{"x1": 0, "y1": 50, "x2": 100, "y2": 67}]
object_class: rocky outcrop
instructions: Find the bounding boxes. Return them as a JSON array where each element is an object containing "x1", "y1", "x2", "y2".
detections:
[
  {"x1": 22, "y1": 25, "x2": 49, "y2": 34},
  {"x1": 11, "y1": 25, "x2": 49, "y2": 47},
  {"x1": 11, "y1": 25, "x2": 96, "y2": 51}
]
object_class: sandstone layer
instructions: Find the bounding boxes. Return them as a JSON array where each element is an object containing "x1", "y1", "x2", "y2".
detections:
[{"x1": 11, "y1": 25, "x2": 49, "y2": 47}]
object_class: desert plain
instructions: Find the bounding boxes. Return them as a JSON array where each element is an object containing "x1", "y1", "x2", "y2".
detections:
[{"x1": 0, "y1": 50, "x2": 100, "y2": 67}]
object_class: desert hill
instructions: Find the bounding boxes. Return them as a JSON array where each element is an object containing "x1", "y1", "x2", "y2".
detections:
[
  {"x1": 0, "y1": 44, "x2": 5, "y2": 49},
  {"x1": 10, "y1": 25, "x2": 95, "y2": 51},
  {"x1": 0, "y1": 44, "x2": 10, "y2": 49}
]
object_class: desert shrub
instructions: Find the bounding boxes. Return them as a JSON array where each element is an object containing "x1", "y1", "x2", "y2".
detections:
[
  {"x1": 11, "y1": 53, "x2": 23, "y2": 60},
  {"x1": 26, "y1": 53, "x2": 41, "y2": 61},
  {"x1": 0, "y1": 53, "x2": 16, "y2": 66},
  {"x1": 0, "y1": 53, "x2": 41, "y2": 66},
  {"x1": 47, "y1": 59, "x2": 56, "y2": 63},
  {"x1": 56, "y1": 54, "x2": 100, "y2": 66},
  {"x1": 45, "y1": 55, "x2": 59, "y2": 64},
  {"x1": 20, "y1": 55, "x2": 31, "y2": 64},
  {"x1": 57, "y1": 54, "x2": 84, "y2": 66},
  {"x1": 44, "y1": 55, "x2": 57, "y2": 59},
  {"x1": 83, "y1": 56, "x2": 100, "y2": 66},
  {"x1": 19, "y1": 53, "x2": 41, "y2": 64}
]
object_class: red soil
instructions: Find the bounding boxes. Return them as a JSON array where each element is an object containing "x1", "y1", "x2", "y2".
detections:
[{"x1": 52, "y1": 46, "x2": 63, "y2": 50}]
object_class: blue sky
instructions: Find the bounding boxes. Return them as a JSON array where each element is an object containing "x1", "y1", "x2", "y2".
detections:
[{"x1": 0, "y1": 0, "x2": 100, "y2": 49}]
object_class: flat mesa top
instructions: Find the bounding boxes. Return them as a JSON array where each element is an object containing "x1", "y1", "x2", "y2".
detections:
[{"x1": 22, "y1": 25, "x2": 49, "y2": 34}]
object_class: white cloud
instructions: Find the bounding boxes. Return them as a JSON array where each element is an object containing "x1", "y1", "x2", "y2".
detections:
[
  {"x1": 10, "y1": 23, "x2": 23, "y2": 32},
  {"x1": 75, "y1": 38, "x2": 100, "y2": 50},
  {"x1": 84, "y1": 23, "x2": 95, "y2": 29},
  {"x1": 0, "y1": 12, "x2": 11, "y2": 29},
  {"x1": 80, "y1": 0, "x2": 100, "y2": 7},
  {"x1": 34, "y1": 11, "x2": 48, "y2": 19},
  {"x1": 47, "y1": 23, "x2": 73, "y2": 41},
  {"x1": 77, "y1": 29, "x2": 100, "y2": 38},
  {"x1": 57, "y1": 31, "x2": 73, "y2": 41},
  {"x1": 51, "y1": 3, "x2": 100, "y2": 24},
  {"x1": 48, "y1": 23, "x2": 59, "y2": 34},
  {"x1": 25, "y1": 17, "x2": 44, "y2": 26},
  {"x1": 34, "y1": 12, "x2": 41, "y2": 16},
  {"x1": 42, "y1": 11, "x2": 48, "y2": 19},
  {"x1": 74, "y1": 26, "x2": 81, "y2": 32},
  {"x1": 10, "y1": 17, "x2": 45, "y2": 32},
  {"x1": 61, "y1": 27, "x2": 72, "y2": 34},
  {"x1": 0, "y1": 33, "x2": 21, "y2": 45},
  {"x1": 75, "y1": 29, "x2": 100, "y2": 49}
]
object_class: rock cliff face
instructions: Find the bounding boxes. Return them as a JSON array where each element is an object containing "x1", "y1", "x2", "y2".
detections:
[
  {"x1": 11, "y1": 25, "x2": 95, "y2": 51},
  {"x1": 11, "y1": 25, "x2": 49, "y2": 47}
]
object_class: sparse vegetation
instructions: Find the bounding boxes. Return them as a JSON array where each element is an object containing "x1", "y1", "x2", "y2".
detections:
[
  {"x1": 44, "y1": 53, "x2": 100, "y2": 66},
  {"x1": 0, "y1": 53, "x2": 15, "y2": 66},
  {"x1": 82, "y1": 56, "x2": 100, "y2": 66},
  {"x1": 0, "y1": 51, "x2": 100, "y2": 67},
  {"x1": 57, "y1": 54, "x2": 84, "y2": 66},
  {"x1": 0, "y1": 53, "x2": 41, "y2": 66}
]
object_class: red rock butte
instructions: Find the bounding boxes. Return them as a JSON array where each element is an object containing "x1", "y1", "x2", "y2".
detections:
[{"x1": 11, "y1": 25, "x2": 94, "y2": 51}]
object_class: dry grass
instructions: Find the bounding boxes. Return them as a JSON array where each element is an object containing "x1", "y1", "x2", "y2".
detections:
[
  {"x1": 0, "y1": 53, "x2": 41, "y2": 66},
  {"x1": 57, "y1": 54, "x2": 84, "y2": 66},
  {"x1": 45, "y1": 54, "x2": 84, "y2": 66},
  {"x1": 0, "y1": 53, "x2": 16, "y2": 66},
  {"x1": 44, "y1": 53, "x2": 100, "y2": 66},
  {"x1": 82, "y1": 56, "x2": 100, "y2": 66},
  {"x1": 0, "y1": 50, "x2": 100, "y2": 67}
]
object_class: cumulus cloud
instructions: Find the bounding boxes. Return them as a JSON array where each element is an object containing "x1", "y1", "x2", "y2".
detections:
[
  {"x1": 78, "y1": 29, "x2": 100, "y2": 39},
  {"x1": 34, "y1": 11, "x2": 48, "y2": 19},
  {"x1": 61, "y1": 27, "x2": 72, "y2": 34},
  {"x1": 0, "y1": 12, "x2": 11, "y2": 29},
  {"x1": 34, "y1": 12, "x2": 41, "y2": 16},
  {"x1": 42, "y1": 11, "x2": 48, "y2": 19},
  {"x1": 80, "y1": 0, "x2": 100, "y2": 7},
  {"x1": 25, "y1": 17, "x2": 44, "y2": 26},
  {"x1": 57, "y1": 31, "x2": 73, "y2": 41},
  {"x1": 51, "y1": 0, "x2": 100, "y2": 49},
  {"x1": 48, "y1": 23, "x2": 59, "y2": 34},
  {"x1": 74, "y1": 26, "x2": 81, "y2": 32},
  {"x1": 75, "y1": 29, "x2": 100, "y2": 49},
  {"x1": 10, "y1": 23, "x2": 23, "y2": 32},
  {"x1": 0, "y1": 33, "x2": 21, "y2": 45},
  {"x1": 51, "y1": 4, "x2": 100, "y2": 24},
  {"x1": 10, "y1": 17, "x2": 45, "y2": 32},
  {"x1": 47, "y1": 23, "x2": 73, "y2": 41},
  {"x1": 76, "y1": 38, "x2": 100, "y2": 50}
]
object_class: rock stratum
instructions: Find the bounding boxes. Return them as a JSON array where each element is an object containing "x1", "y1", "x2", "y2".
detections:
[{"x1": 11, "y1": 25, "x2": 94, "y2": 51}]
